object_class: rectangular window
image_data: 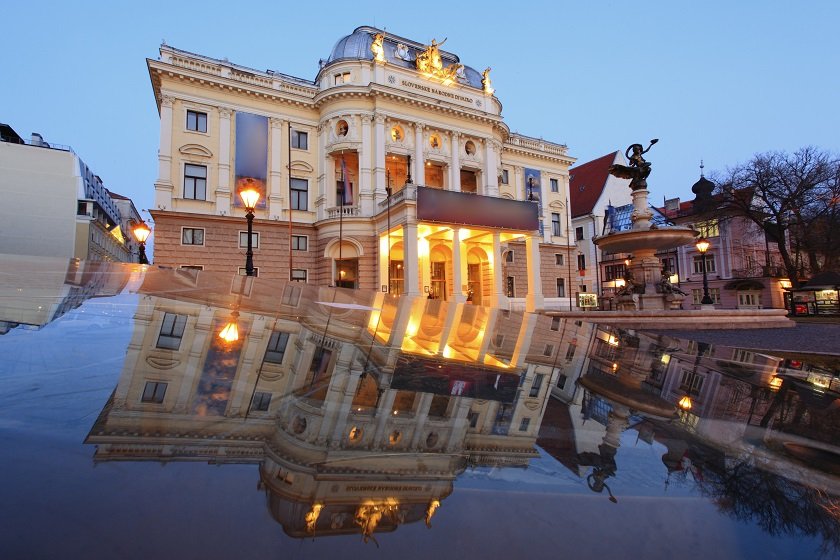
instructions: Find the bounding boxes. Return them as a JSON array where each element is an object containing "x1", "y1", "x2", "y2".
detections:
[
  {"x1": 501, "y1": 169, "x2": 509, "y2": 184},
  {"x1": 291, "y1": 269, "x2": 307, "y2": 283},
  {"x1": 556, "y1": 278, "x2": 565, "y2": 298},
  {"x1": 529, "y1": 374, "x2": 545, "y2": 397},
  {"x1": 695, "y1": 219, "x2": 720, "y2": 238},
  {"x1": 550, "y1": 316, "x2": 561, "y2": 331},
  {"x1": 334, "y1": 72, "x2": 350, "y2": 85},
  {"x1": 556, "y1": 374, "x2": 568, "y2": 390},
  {"x1": 505, "y1": 250, "x2": 514, "y2": 263},
  {"x1": 660, "y1": 257, "x2": 676, "y2": 274},
  {"x1": 738, "y1": 293, "x2": 759, "y2": 307},
  {"x1": 550, "y1": 178, "x2": 559, "y2": 193},
  {"x1": 179, "y1": 265, "x2": 204, "y2": 270},
  {"x1": 291, "y1": 178, "x2": 308, "y2": 211},
  {"x1": 282, "y1": 284, "x2": 302, "y2": 306},
  {"x1": 265, "y1": 331, "x2": 290, "y2": 364},
  {"x1": 468, "y1": 411, "x2": 479, "y2": 428},
  {"x1": 291, "y1": 235, "x2": 308, "y2": 251},
  {"x1": 577, "y1": 254, "x2": 586, "y2": 271},
  {"x1": 251, "y1": 391, "x2": 272, "y2": 412},
  {"x1": 186, "y1": 110, "x2": 207, "y2": 133},
  {"x1": 239, "y1": 231, "x2": 260, "y2": 249},
  {"x1": 519, "y1": 417, "x2": 531, "y2": 431},
  {"x1": 551, "y1": 213, "x2": 562, "y2": 236},
  {"x1": 291, "y1": 130, "x2": 308, "y2": 150},
  {"x1": 156, "y1": 313, "x2": 187, "y2": 350},
  {"x1": 575, "y1": 226, "x2": 584, "y2": 241},
  {"x1": 605, "y1": 264, "x2": 626, "y2": 281},
  {"x1": 555, "y1": 254, "x2": 564, "y2": 266},
  {"x1": 237, "y1": 267, "x2": 259, "y2": 277},
  {"x1": 543, "y1": 344, "x2": 554, "y2": 357},
  {"x1": 141, "y1": 381, "x2": 167, "y2": 403},
  {"x1": 181, "y1": 227, "x2": 205, "y2": 245},
  {"x1": 184, "y1": 164, "x2": 207, "y2": 200},
  {"x1": 565, "y1": 343, "x2": 576, "y2": 361},
  {"x1": 506, "y1": 276, "x2": 515, "y2": 298},
  {"x1": 693, "y1": 254, "x2": 716, "y2": 274},
  {"x1": 692, "y1": 288, "x2": 720, "y2": 304}
]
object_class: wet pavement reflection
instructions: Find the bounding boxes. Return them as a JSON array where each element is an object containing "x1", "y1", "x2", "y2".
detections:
[{"x1": 1, "y1": 256, "x2": 839, "y2": 559}]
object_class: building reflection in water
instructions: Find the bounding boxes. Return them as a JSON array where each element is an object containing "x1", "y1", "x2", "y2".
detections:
[{"x1": 81, "y1": 265, "x2": 840, "y2": 547}]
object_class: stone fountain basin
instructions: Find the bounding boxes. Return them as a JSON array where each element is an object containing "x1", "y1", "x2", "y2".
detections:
[{"x1": 594, "y1": 227, "x2": 697, "y2": 253}]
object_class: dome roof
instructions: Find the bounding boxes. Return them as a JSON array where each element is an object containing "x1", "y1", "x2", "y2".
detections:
[
  {"x1": 324, "y1": 26, "x2": 484, "y2": 90},
  {"x1": 691, "y1": 175, "x2": 715, "y2": 197}
]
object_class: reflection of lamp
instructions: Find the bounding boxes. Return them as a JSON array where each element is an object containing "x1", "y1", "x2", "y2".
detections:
[
  {"x1": 132, "y1": 222, "x2": 151, "y2": 265},
  {"x1": 769, "y1": 376, "x2": 783, "y2": 391},
  {"x1": 678, "y1": 341, "x2": 708, "y2": 412},
  {"x1": 678, "y1": 395, "x2": 693, "y2": 410},
  {"x1": 219, "y1": 311, "x2": 240, "y2": 343},
  {"x1": 696, "y1": 237, "x2": 713, "y2": 305},
  {"x1": 240, "y1": 187, "x2": 261, "y2": 276}
]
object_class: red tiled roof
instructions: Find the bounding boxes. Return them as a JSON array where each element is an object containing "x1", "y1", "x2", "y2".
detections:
[{"x1": 569, "y1": 152, "x2": 618, "y2": 218}]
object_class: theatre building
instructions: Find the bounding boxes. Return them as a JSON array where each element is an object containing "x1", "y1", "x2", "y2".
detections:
[{"x1": 148, "y1": 27, "x2": 576, "y2": 311}]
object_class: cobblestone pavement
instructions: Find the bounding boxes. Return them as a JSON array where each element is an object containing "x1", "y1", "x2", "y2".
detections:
[{"x1": 646, "y1": 322, "x2": 840, "y2": 355}]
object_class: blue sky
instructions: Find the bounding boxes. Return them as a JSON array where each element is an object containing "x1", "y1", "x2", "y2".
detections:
[{"x1": 2, "y1": 0, "x2": 838, "y2": 224}]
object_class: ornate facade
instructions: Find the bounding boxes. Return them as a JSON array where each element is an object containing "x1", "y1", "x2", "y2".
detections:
[{"x1": 148, "y1": 27, "x2": 576, "y2": 311}]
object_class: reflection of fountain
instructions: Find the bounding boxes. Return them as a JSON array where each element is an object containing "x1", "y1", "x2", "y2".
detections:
[{"x1": 595, "y1": 141, "x2": 697, "y2": 310}]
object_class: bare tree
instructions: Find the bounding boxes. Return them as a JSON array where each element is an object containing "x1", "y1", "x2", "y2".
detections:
[{"x1": 714, "y1": 147, "x2": 839, "y2": 287}]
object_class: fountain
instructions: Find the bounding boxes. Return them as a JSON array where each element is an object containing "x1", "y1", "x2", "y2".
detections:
[{"x1": 594, "y1": 140, "x2": 697, "y2": 311}]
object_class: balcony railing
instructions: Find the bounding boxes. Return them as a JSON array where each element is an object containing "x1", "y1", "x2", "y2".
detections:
[
  {"x1": 378, "y1": 184, "x2": 417, "y2": 209},
  {"x1": 326, "y1": 205, "x2": 361, "y2": 219}
]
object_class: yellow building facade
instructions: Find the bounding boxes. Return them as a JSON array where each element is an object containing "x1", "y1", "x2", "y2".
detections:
[{"x1": 149, "y1": 27, "x2": 576, "y2": 311}]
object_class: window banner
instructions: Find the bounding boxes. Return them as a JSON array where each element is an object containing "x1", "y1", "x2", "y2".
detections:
[
  {"x1": 524, "y1": 167, "x2": 543, "y2": 235},
  {"x1": 234, "y1": 112, "x2": 268, "y2": 208}
]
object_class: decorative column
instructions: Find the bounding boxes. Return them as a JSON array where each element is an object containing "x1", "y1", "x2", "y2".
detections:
[
  {"x1": 215, "y1": 106, "x2": 233, "y2": 215},
  {"x1": 268, "y1": 117, "x2": 285, "y2": 219},
  {"x1": 316, "y1": 122, "x2": 329, "y2": 221},
  {"x1": 451, "y1": 228, "x2": 466, "y2": 303},
  {"x1": 483, "y1": 139, "x2": 500, "y2": 197},
  {"x1": 373, "y1": 113, "x2": 387, "y2": 201},
  {"x1": 490, "y1": 232, "x2": 507, "y2": 308},
  {"x1": 525, "y1": 233, "x2": 544, "y2": 312},
  {"x1": 449, "y1": 131, "x2": 461, "y2": 192},
  {"x1": 403, "y1": 222, "x2": 420, "y2": 295},
  {"x1": 154, "y1": 95, "x2": 175, "y2": 209},
  {"x1": 409, "y1": 393, "x2": 434, "y2": 449},
  {"x1": 372, "y1": 388, "x2": 398, "y2": 449},
  {"x1": 360, "y1": 114, "x2": 375, "y2": 215},
  {"x1": 414, "y1": 123, "x2": 425, "y2": 184}
]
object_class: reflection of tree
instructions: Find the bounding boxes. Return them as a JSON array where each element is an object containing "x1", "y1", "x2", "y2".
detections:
[{"x1": 696, "y1": 455, "x2": 840, "y2": 555}]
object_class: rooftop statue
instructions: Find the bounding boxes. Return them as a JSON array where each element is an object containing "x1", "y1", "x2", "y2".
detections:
[
  {"x1": 371, "y1": 33, "x2": 386, "y2": 63},
  {"x1": 609, "y1": 139, "x2": 658, "y2": 191},
  {"x1": 416, "y1": 38, "x2": 461, "y2": 82}
]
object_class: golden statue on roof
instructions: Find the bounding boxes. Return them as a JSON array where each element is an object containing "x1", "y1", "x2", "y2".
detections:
[{"x1": 416, "y1": 38, "x2": 462, "y2": 83}]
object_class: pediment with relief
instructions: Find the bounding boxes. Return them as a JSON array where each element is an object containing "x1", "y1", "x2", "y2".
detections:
[{"x1": 179, "y1": 144, "x2": 213, "y2": 158}]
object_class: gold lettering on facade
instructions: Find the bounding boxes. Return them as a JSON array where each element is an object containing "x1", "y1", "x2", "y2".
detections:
[{"x1": 400, "y1": 80, "x2": 473, "y2": 104}]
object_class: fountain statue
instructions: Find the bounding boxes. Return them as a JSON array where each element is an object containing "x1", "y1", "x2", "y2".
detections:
[{"x1": 594, "y1": 140, "x2": 698, "y2": 310}]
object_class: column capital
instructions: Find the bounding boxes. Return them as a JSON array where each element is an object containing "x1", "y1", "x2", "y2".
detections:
[
  {"x1": 415, "y1": 122, "x2": 425, "y2": 132},
  {"x1": 361, "y1": 114, "x2": 373, "y2": 125},
  {"x1": 269, "y1": 116, "x2": 285, "y2": 128},
  {"x1": 217, "y1": 106, "x2": 233, "y2": 118},
  {"x1": 373, "y1": 113, "x2": 386, "y2": 125},
  {"x1": 160, "y1": 95, "x2": 175, "y2": 108}
]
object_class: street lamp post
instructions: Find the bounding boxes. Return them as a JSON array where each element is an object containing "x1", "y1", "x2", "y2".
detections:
[
  {"x1": 240, "y1": 187, "x2": 261, "y2": 277},
  {"x1": 695, "y1": 237, "x2": 713, "y2": 305},
  {"x1": 132, "y1": 222, "x2": 151, "y2": 265}
]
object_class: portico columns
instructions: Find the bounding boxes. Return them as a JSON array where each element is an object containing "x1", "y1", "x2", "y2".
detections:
[
  {"x1": 360, "y1": 115, "x2": 375, "y2": 214},
  {"x1": 451, "y1": 228, "x2": 467, "y2": 303},
  {"x1": 490, "y1": 232, "x2": 507, "y2": 308},
  {"x1": 215, "y1": 107, "x2": 232, "y2": 215},
  {"x1": 403, "y1": 222, "x2": 421, "y2": 296},
  {"x1": 525, "y1": 233, "x2": 544, "y2": 312},
  {"x1": 450, "y1": 131, "x2": 461, "y2": 192}
]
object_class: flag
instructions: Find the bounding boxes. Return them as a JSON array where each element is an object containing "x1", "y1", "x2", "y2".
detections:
[{"x1": 340, "y1": 158, "x2": 352, "y2": 205}]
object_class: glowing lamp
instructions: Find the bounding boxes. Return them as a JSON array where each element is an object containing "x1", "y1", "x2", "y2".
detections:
[
  {"x1": 695, "y1": 237, "x2": 710, "y2": 254},
  {"x1": 219, "y1": 311, "x2": 240, "y2": 343},
  {"x1": 239, "y1": 188, "x2": 260, "y2": 211},
  {"x1": 132, "y1": 223, "x2": 151, "y2": 243}
]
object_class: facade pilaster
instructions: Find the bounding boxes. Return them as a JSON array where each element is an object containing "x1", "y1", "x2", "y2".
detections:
[
  {"x1": 451, "y1": 228, "x2": 466, "y2": 303},
  {"x1": 484, "y1": 139, "x2": 500, "y2": 197},
  {"x1": 360, "y1": 115, "x2": 374, "y2": 214},
  {"x1": 372, "y1": 389, "x2": 398, "y2": 448},
  {"x1": 373, "y1": 113, "x2": 387, "y2": 202},
  {"x1": 215, "y1": 106, "x2": 233, "y2": 215},
  {"x1": 449, "y1": 131, "x2": 461, "y2": 192},
  {"x1": 490, "y1": 232, "x2": 507, "y2": 308},
  {"x1": 317, "y1": 122, "x2": 328, "y2": 220},
  {"x1": 154, "y1": 95, "x2": 175, "y2": 209},
  {"x1": 413, "y1": 123, "x2": 425, "y2": 184},
  {"x1": 268, "y1": 117, "x2": 285, "y2": 218}
]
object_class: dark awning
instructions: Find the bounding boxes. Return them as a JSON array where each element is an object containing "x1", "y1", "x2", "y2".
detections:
[{"x1": 724, "y1": 279, "x2": 765, "y2": 290}]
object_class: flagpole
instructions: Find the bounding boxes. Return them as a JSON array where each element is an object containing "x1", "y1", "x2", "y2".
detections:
[
  {"x1": 386, "y1": 170, "x2": 392, "y2": 293},
  {"x1": 287, "y1": 121, "x2": 293, "y2": 281},
  {"x1": 338, "y1": 155, "x2": 344, "y2": 286}
]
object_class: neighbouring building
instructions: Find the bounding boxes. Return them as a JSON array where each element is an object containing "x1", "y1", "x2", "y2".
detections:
[
  {"x1": 147, "y1": 27, "x2": 578, "y2": 311},
  {"x1": 660, "y1": 173, "x2": 791, "y2": 310},
  {"x1": 0, "y1": 122, "x2": 141, "y2": 263},
  {"x1": 568, "y1": 152, "x2": 633, "y2": 303}
]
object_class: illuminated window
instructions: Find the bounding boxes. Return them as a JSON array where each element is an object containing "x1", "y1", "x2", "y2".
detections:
[{"x1": 694, "y1": 220, "x2": 719, "y2": 238}]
